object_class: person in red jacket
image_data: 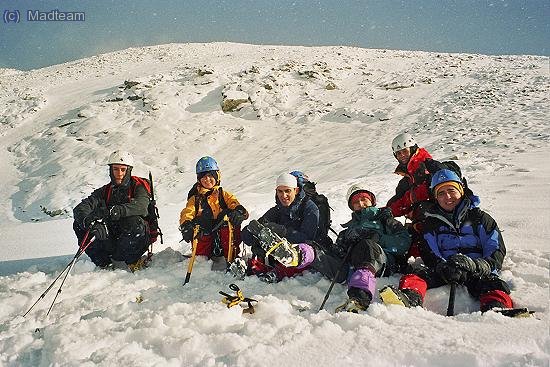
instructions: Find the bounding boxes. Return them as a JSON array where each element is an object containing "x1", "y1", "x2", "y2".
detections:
[{"x1": 386, "y1": 133, "x2": 444, "y2": 258}]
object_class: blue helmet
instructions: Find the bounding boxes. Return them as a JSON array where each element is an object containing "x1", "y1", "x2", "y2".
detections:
[
  {"x1": 196, "y1": 156, "x2": 219, "y2": 174},
  {"x1": 430, "y1": 169, "x2": 462, "y2": 191}
]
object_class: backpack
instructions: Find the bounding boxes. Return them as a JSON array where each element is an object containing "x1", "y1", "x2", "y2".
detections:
[
  {"x1": 295, "y1": 176, "x2": 334, "y2": 240},
  {"x1": 103, "y1": 173, "x2": 163, "y2": 245},
  {"x1": 441, "y1": 160, "x2": 462, "y2": 179}
]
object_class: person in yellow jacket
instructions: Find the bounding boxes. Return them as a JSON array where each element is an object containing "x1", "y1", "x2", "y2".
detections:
[{"x1": 179, "y1": 156, "x2": 248, "y2": 265}]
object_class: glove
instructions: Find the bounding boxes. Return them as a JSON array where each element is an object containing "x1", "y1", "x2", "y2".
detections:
[
  {"x1": 343, "y1": 227, "x2": 379, "y2": 244},
  {"x1": 90, "y1": 221, "x2": 109, "y2": 241},
  {"x1": 343, "y1": 227, "x2": 362, "y2": 243},
  {"x1": 82, "y1": 215, "x2": 95, "y2": 230},
  {"x1": 378, "y1": 207, "x2": 393, "y2": 221},
  {"x1": 473, "y1": 258, "x2": 492, "y2": 278},
  {"x1": 436, "y1": 261, "x2": 467, "y2": 284},
  {"x1": 413, "y1": 163, "x2": 430, "y2": 183},
  {"x1": 263, "y1": 222, "x2": 287, "y2": 237},
  {"x1": 109, "y1": 205, "x2": 125, "y2": 221},
  {"x1": 82, "y1": 206, "x2": 108, "y2": 229},
  {"x1": 227, "y1": 206, "x2": 246, "y2": 227},
  {"x1": 179, "y1": 221, "x2": 194, "y2": 242},
  {"x1": 333, "y1": 234, "x2": 349, "y2": 258},
  {"x1": 436, "y1": 254, "x2": 477, "y2": 284}
]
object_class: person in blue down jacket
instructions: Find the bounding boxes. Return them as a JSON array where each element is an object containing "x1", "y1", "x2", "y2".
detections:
[{"x1": 379, "y1": 169, "x2": 515, "y2": 313}]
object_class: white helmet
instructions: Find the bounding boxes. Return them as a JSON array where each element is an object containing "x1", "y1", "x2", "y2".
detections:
[
  {"x1": 107, "y1": 150, "x2": 134, "y2": 167},
  {"x1": 391, "y1": 133, "x2": 417, "y2": 154}
]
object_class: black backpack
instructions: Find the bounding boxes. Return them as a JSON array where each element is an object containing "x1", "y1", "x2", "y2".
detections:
[{"x1": 295, "y1": 177, "x2": 334, "y2": 240}]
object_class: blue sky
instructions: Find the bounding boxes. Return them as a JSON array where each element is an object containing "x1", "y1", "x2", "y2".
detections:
[{"x1": 1, "y1": 0, "x2": 548, "y2": 70}]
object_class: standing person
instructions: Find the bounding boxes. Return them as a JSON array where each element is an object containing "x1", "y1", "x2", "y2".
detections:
[
  {"x1": 386, "y1": 132, "x2": 444, "y2": 258},
  {"x1": 380, "y1": 169, "x2": 515, "y2": 313},
  {"x1": 238, "y1": 172, "x2": 320, "y2": 282},
  {"x1": 179, "y1": 156, "x2": 248, "y2": 270},
  {"x1": 73, "y1": 151, "x2": 152, "y2": 271}
]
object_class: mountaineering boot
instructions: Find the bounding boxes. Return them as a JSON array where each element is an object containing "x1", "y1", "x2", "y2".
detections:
[
  {"x1": 335, "y1": 298, "x2": 367, "y2": 313},
  {"x1": 211, "y1": 256, "x2": 228, "y2": 271},
  {"x1": 336, "y1": 287, "x2": 372, "y2": 313},
  {"x1": 229, "y1": 258, "x2": 248, "y2": 280},
  {"x1": 247, "y1": 220, "x2": 299, "y2": 267},
  {"x1": 379, "y1": 285, "x2": 423, "y2": 308}
]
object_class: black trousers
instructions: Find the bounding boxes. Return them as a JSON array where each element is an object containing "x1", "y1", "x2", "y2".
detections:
[{"x1": 73, "y1": 216, "x2": 149, "y2": 266}]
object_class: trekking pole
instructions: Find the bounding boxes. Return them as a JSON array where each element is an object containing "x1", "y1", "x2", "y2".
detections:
[
  {"x1": 183, "y1": 225, "x2": 200, "y2": 286},
  {"x1": 46, "y1": 233, "x2": 96, "y2": 316},
  {"x1": 23, "y1": 230, "x2": 93, "y2": 317},
  {"x1": 447, "y1": 282, "x2": 457, "y2": 316},
  {"x1": 319, "y1": 242, "x2": 355, "y2": 311}
]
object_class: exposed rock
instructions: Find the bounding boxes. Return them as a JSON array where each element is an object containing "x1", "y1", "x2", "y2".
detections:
[
  {"x1": 197, "y1": 68, "x2": 214, "y2": 76},
  {"x1": 124, "y1": 80, "x2": 140, "y2": 89},
  {"x1": 325, "y1": 82, "x2": 337, "y2": 90},
  {"x1": 106, "y1": 97, "x2": 124, "y2": 102},
  {"x1": 221, "y1": 90, "x2": 249, "y2": 112}
]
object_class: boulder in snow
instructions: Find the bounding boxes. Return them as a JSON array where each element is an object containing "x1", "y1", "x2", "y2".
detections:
[{"x1": 221, "y1": 90, "x2": 250, "y2": 112}]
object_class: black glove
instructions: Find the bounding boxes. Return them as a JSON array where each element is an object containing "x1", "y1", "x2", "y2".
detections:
[
  {"x1": 343, "y1": 227, "x2": 379, "y2": 244},
  {"x1": 82, "y1": 206, "x2": 108, "y2": 229},
  {"x1": 343, "y1": 227, "x2": 362, "y2": 243},
  {"x1": 332, "y1": 233, "x2": 349, "y2": 258},
  {"x1": 436, "y1": 254, "x2": 477, "y2": 284},
  {"x1": 109, "y1": 205, "x2": 125, "y2": 221},
  {"x1": 473, "y1": 258, "x2": 492, "y2": 278},
  {"x1": 179, "y1": 221, "x2": 194, "y2": 242},
  {"x1": 90, "y1": 221, "x2": 109, "y2": 241},
  {"x1": 413, "y1": 163, "x2": 429, "y2": 183},
  {"x1": 227, "y1": 206, "x2": 246, "y2": 227},
  {"x1": 263, "y1": 222, "x2": 287, "y2": 237},
  {"x1": 378, "y1": 207, "x2": 393, "y2": 221},
  {"x1": 436, "y1": 261, "x2": 466, "y2": 284},
  {"x1": 82, "y1": 215, "x2": 95, "y2": 230}
]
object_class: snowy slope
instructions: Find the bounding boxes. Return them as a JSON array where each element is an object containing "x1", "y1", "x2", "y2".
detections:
[{"x1": 0, "y1": 43, "x2": 548, "y2": 366}]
